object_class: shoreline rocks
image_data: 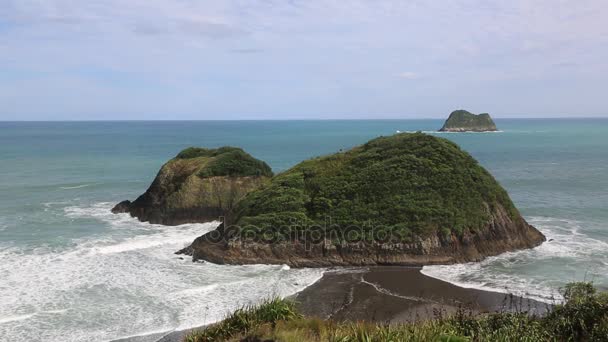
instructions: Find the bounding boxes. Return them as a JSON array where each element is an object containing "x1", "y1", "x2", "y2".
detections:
[{"x1": 180, "y1": 203, "x2": 545, "y2": 267}]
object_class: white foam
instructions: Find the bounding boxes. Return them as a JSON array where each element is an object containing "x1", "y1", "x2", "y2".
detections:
[
  {"x1": 0, "y1": 202, "x2": 326, "y2": 342},
  {"x1": 421, "y1": 263, "x2": 561, "y2": 303},
  {"x1": 422, "y1": 216, "x2": 608, "y2": 304},
  {"x1": 0, "y1": 313, "x2": 36, "y2": 324},
  {"x1": 60, "y1": 184, "x2": 96, "y2": 190},
  {"x1": 85, "y1": 223, "x2": 217, "y2": 255},
  {"x1": 0, "y1": 309, "x2": 68, "y2": 325},
  {"x1": 171, "y1": 284, "x2": 219, "y2": 297}
]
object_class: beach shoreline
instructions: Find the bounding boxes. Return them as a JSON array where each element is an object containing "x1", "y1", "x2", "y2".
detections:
[{"x1": 113, "y1": 266, "x2": 549, "y2": 342}]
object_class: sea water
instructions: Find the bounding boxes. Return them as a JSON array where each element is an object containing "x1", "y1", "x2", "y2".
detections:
[{"x1": 0, "y1": 119, "x2": 606, "y2": 340}]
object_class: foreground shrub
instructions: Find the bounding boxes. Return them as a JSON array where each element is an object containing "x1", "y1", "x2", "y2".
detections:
[
  {"x1": 544, "y1": 282, "x2": 608, "y2": 341},
  {"x1": 185, "y1": 298, "x2": 299, "y2": 342}
]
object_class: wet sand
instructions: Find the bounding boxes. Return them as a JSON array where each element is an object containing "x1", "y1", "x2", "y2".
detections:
[
  {"x1": 114, "y1": 267, "x2": 548, "y2": 342},
  {"x1": 294, "y1": 267, "x2": 549, "y2": 323}
]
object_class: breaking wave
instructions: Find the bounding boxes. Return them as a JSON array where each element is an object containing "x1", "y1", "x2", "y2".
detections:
[
  {"x1": 0, "y1": 202, "x2": 325, "y2": 342},
  {"x1": 422, "y1": 217, "x2": 608, "y2": 303}
]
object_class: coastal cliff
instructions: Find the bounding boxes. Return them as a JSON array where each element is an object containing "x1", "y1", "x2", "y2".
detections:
[
  {"x1": 439, "y1": 110, "x2": 498, "y2": 132},
  {"x1": 180, "y1": 133, "x2": 545, "y2": 266},
  {"x1": 112, "y1": 147, "x2": 272, "y2": 225}
]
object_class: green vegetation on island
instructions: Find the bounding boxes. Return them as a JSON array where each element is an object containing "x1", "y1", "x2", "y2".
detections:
[
  {"x1": 439, "y1": 110, "x2": 498, "y2": 132},
  {"x1": 185, "y1": 282, "x2": 608, "y2": 342},
  {"x1": 234, "y1": 132, "x2": 516, "y2": 239},
  {"x1": 112, "y1": 146, "x2": 272, "y2": 225},
  {"x1": 185, "y1": 132, "x2": 544, "y2": 266},
  {"x1": 176, "y1": 146, "x2": 273, "y2": 178}
]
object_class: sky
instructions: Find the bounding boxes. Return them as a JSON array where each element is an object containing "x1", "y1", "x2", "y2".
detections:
[{"x1": 1, "y1": 0, "x2": 608, "y2": 120}]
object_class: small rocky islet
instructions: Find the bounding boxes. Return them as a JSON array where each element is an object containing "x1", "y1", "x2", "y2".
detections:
[
  {"x1": 111, "y1": 146, "x2": 272, "y2": 225},
  {"x1": 113, "y1": 133, "x2": 545, "y2": 267},
  {"x1": 439, "y1": 109, "x2": 498, "y2": 132}
]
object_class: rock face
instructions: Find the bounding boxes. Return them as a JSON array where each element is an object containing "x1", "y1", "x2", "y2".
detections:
[
  {"x1": 112, "y1": 146, "x2": 272, "y2": 225},
  {"x1": 439, "y1": 110, "x2": 498, "y2": 132},
  {"x1": 180, "y1": 133, "x2": 545, "y2": 266}
]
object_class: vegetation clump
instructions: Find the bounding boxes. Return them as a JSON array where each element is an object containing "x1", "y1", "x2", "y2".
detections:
[
  {"x1": 185, "y1": 298, "x2": 300, "y2": 342},
  {"x1": 232, "y1": 133, "x2": 517, "y2": 240},
  {"x1": 185, "y1": 282, "x2": 608, "y2": 342},
  {"x1": 176, "y1": 146, "x2": 273, "y2": 178}
]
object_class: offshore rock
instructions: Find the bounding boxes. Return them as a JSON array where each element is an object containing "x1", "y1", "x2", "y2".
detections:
[
  {"x1": 439, "y1": 110, "x2": 498, "y2": 132},
  {"x1": 112, "y1": 146, "x2": 272, "y2": 226}
]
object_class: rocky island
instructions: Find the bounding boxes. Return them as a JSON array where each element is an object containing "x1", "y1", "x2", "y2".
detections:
[
  {"x1": 112, "y1": 146, "x2": 272, "y2": 225},
  {"x1": 181, "y1": 133, "x2": 545, "y2": 266},
  {"x1": 439, "y1": 109, "x2": 498, "y2": 132}
]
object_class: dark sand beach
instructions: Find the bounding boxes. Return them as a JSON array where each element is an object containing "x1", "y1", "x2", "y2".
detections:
[
  {"x1": 294, "y1": 267, "x2": 549, "y2": 322},
  {"x1": 114, "y1": 266, "x2": 548, "y2": 342}
]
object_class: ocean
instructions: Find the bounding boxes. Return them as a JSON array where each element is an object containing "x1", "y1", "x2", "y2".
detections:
[{"x1": 0, "y1": 119, "x2": 607, "y2": 341}]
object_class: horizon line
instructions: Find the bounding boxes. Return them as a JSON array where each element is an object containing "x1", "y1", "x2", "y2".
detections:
[{"x1": 1, "y1": 116, "x2": 608, "y2": 122}]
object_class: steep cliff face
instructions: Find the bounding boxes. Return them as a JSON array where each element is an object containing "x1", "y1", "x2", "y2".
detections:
[
  {"x1": 112, "y1": 147, "x2": 272, "y2": 225},
  {"x1": 180, "y1": 133, "x2": 544, "y2": 266},
  {"x1": 185, "y1": 204, "x2": 544, "y2": 267},
  {"x1": 439, "y1": 110, "x2": 498, "y2": 132}
]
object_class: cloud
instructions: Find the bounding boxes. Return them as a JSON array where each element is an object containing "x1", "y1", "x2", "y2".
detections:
[
  {"x1": 1, "y1": 0, "x2": 608, "y2": 119},
  {"x1": 131, "y1": 18, "x2": 247, "y2": 38},
  {"x1": 229, "y1": 48, "x2": 263, "y2": 54},
  {"x1": 398, "y1": 72, "x2": 418, "y2": 80}
]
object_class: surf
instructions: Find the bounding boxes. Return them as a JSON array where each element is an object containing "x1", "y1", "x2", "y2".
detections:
[
  {"x1": 0, "y1": 202, "x2": 325, "y2": 342},
  {"x1": 422, "y1": 216, "x2": 608, "y2": 304}
]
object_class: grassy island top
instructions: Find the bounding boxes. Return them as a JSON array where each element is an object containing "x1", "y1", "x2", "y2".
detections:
[
  {"x1": 174, "y1": 146, "x2": 273, "y2": 178},
  {"x1": 440, "y1": 110, "x2": 497, "y2": 131},
  {"x1": 232, "y1": 133, "x2": 517, "y2": 239}
]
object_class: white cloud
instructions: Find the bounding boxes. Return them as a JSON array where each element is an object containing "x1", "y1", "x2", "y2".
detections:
[
  {"x1": 398, "y1": 72, "x2": 418, "y2": 80},
  {"x1": 1, "y1": 0, "x2": 608, "y2": 119}
]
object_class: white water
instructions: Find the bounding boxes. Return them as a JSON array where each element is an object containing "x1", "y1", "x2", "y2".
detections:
[
  {"x1": 422, "y1": 217, "x2": 608, "y2": 303},
  {"x1": 0, "y1": 203, "x2": 325, "y2": 342}
]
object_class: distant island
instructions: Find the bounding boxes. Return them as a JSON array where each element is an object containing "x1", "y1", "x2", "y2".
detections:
[
  {"x1": 111, "y1": 146, "x2": 272, "y2": 225},
  {"x1": 439, "y1": 109, "x2": 498, "y2": 132},
  {"x1": 179, "y1": 132, "x2": 544, "y2": 267}
]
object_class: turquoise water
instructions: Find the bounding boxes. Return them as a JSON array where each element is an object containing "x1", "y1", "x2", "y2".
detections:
[{"x1": 0, "y1": 119, "x2": 607, "y2": 341}]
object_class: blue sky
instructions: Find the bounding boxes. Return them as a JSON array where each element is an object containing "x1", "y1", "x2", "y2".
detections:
[{"x1": 1, "y1": 0, "x2": 607, "y2": 120}]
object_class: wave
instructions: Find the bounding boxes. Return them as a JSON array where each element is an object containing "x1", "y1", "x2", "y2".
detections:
[
  {"x1": 0, "y1": 202, "x2": 325, "y2": 342},
  {"x1": 0, "y1": 313, "x2": 37, "y2": 324},
  {"x1": 422, "y1": 216, "x2": 608, "y2": 303},
  {"x1": 0, "y1": 309, "x2": 68, "y2": 324},
  {"x1": 63, "y1": 202, "x2": 220, "y2": 255},
  {"x1": 60, "y1": 183, "x2": 97, "y2": 190}
]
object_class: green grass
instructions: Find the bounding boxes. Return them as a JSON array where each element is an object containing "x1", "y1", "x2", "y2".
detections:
[
  {"x1": 174, "y1": 146, "x2": 273, "y2": 178},
  {"x1": 197, "y1": 149, "x2": 274, "y2": 178},
  {"x1": 176, "y1": 146, "x2": 239, "y2": 159},
  {"x1": 232, "y1": 132, "x2": 518, "y2": 240},
  {"x1": 184, "y1": 282, "x2": 608, "y2": 342},
  {"x1": 184, "y1": 298, "x2": 300, "y2": 342}
]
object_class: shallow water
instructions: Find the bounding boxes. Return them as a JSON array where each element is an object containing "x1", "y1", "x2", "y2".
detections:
[{"x1": 0, "y1": 119, "x2": 606, "y2": 340}]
